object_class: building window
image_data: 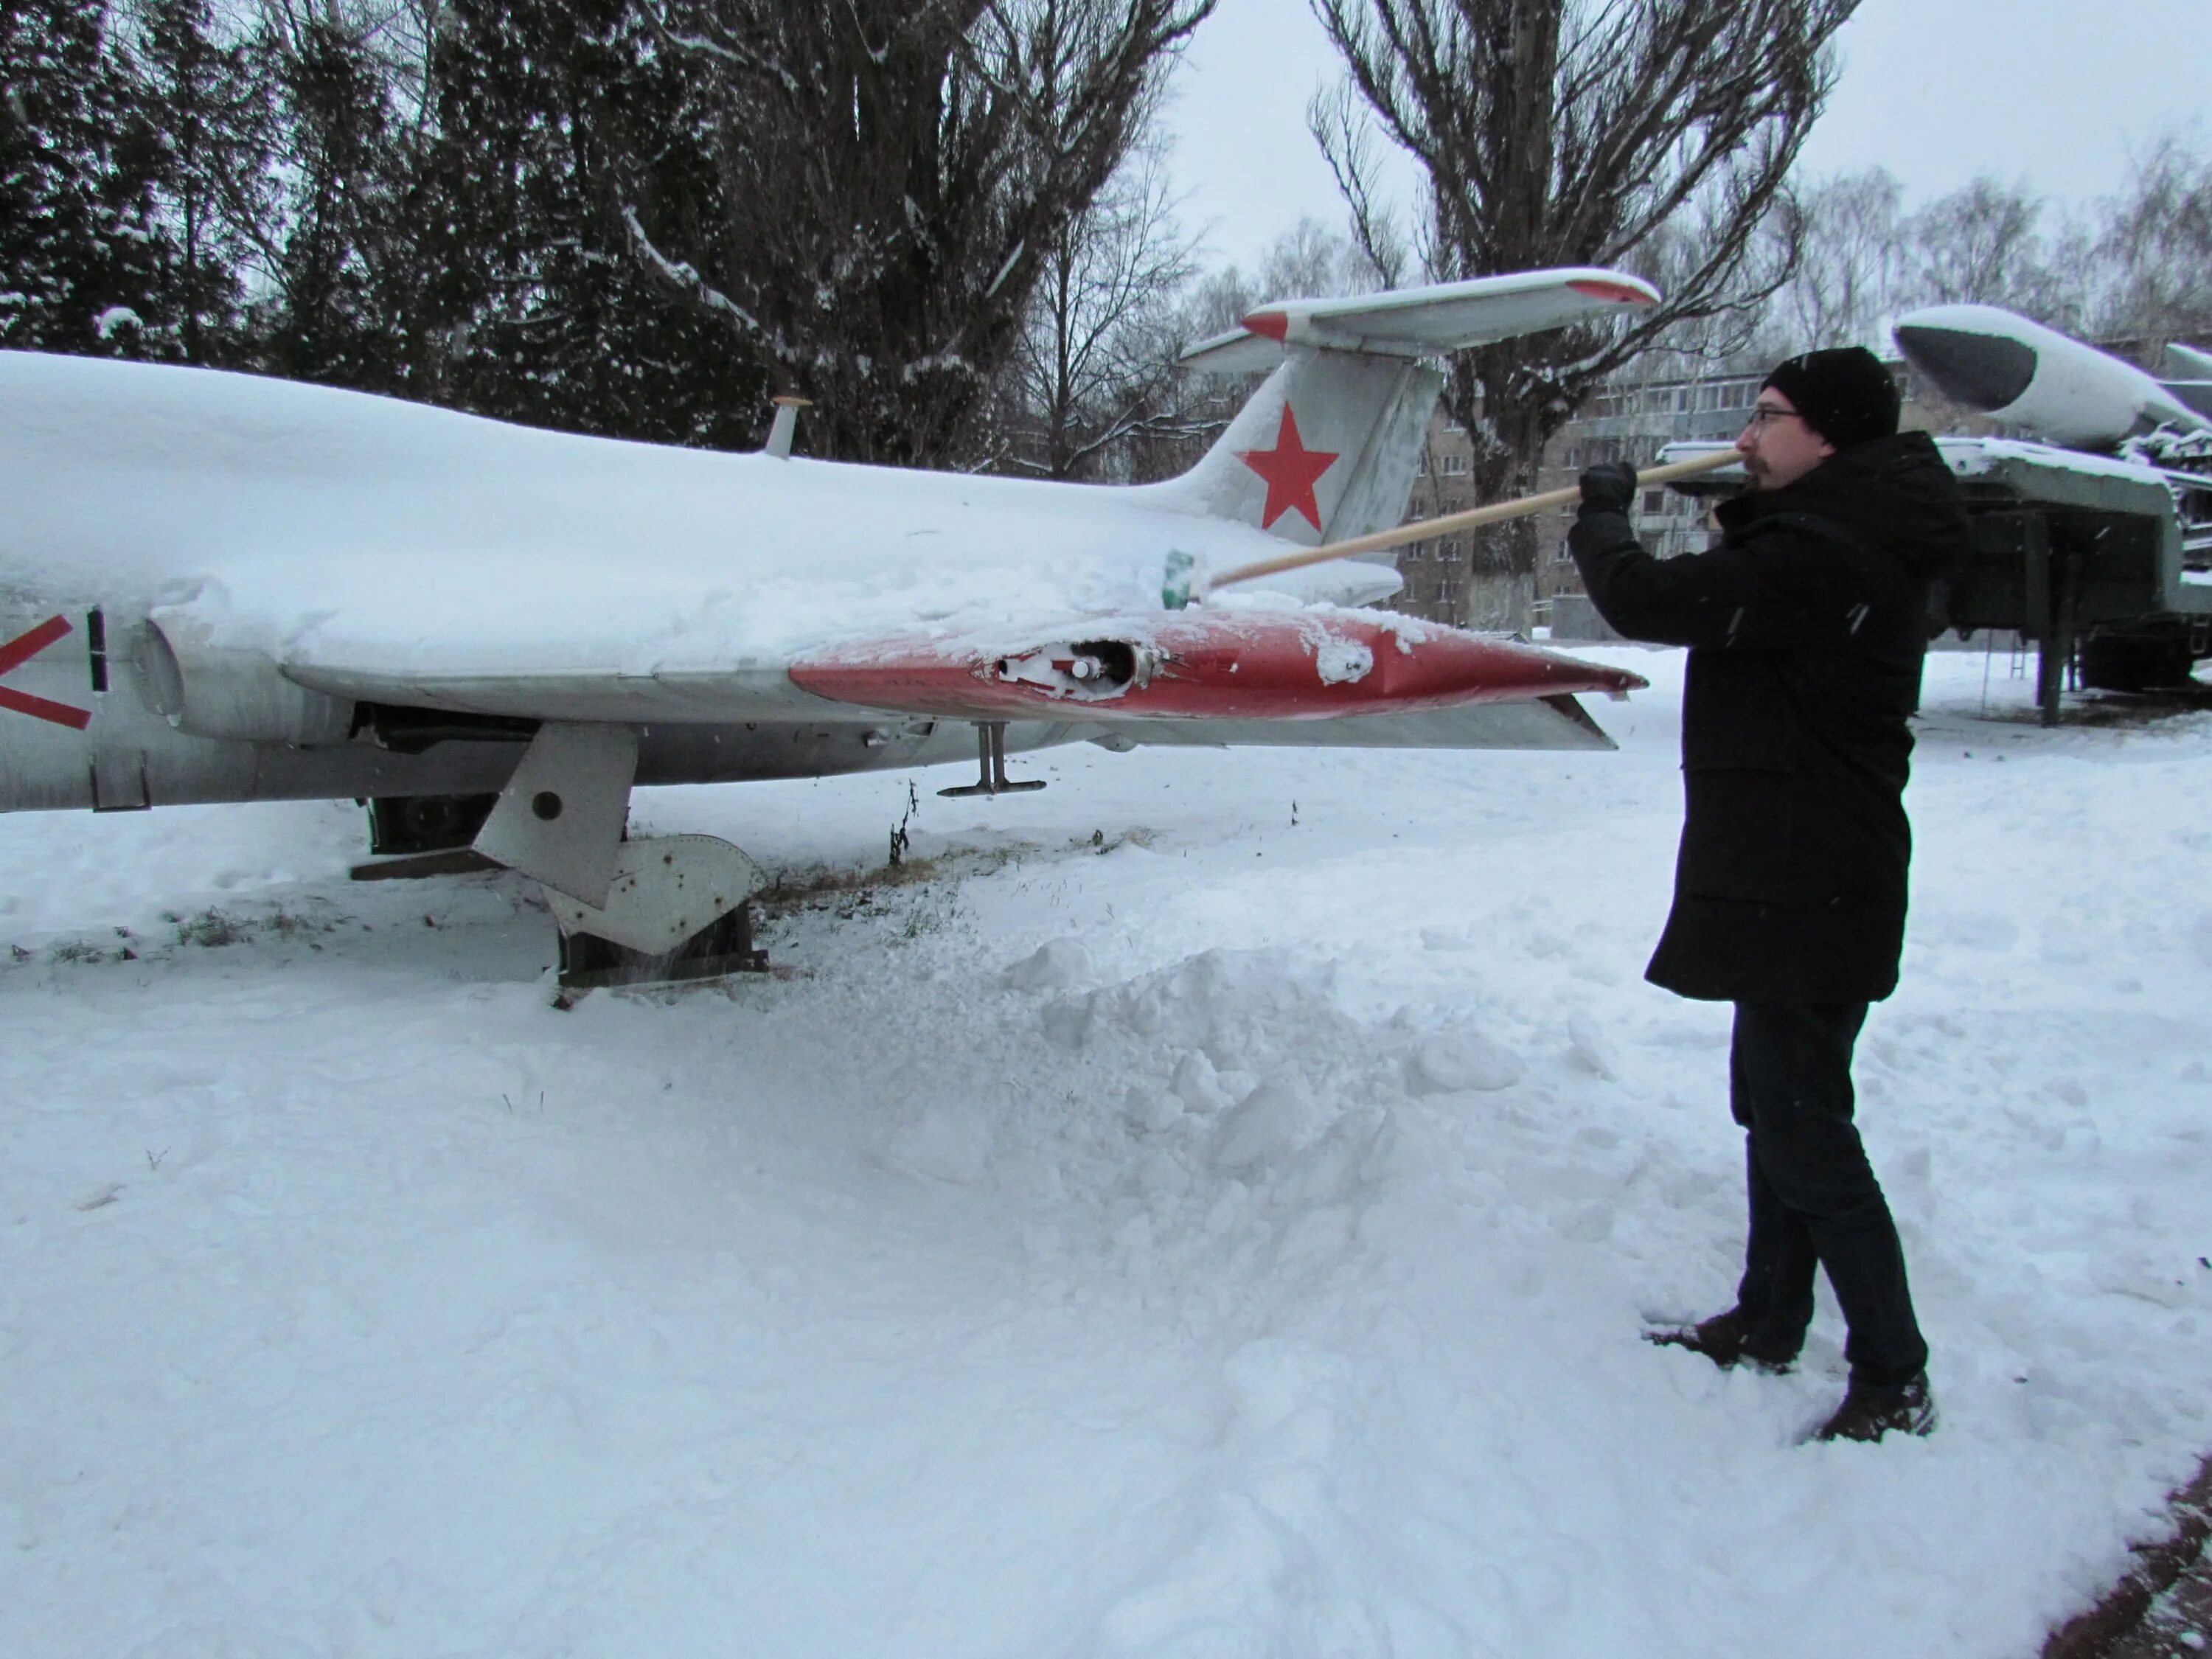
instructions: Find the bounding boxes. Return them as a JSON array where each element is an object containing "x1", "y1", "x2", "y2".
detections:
[{"x1": 1643, "y1": 490, "x2": 1666, "y2": 515}]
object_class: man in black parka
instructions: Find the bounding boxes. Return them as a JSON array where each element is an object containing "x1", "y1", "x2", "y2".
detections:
[{"x1": 1568, "y1": 347, "x2": 1972, "y2": 1444}]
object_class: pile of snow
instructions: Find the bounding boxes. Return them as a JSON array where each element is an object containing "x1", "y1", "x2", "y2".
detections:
[{"x1": 3, "y1": 647, "x2": 2209, "y2": 1657}]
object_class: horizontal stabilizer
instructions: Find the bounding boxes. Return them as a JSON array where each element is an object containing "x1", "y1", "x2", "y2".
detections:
[
  {"x1": 789, "y1": 609, "x2": 1644, "y2": 723},
  {"x1": 1180, "y1": 268, "x2": 1658, "y2": 374}
]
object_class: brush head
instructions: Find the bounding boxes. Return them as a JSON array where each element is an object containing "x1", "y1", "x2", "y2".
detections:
[{"x1": 1161, "y1": 549, "x2": 1208, "y2": 611}]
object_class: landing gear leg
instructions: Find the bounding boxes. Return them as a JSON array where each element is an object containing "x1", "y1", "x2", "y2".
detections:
[{"x1": 939, "y1": 721, "x2": 1045, "y2": 798}]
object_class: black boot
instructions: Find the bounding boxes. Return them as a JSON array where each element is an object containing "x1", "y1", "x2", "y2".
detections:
[
  {"x1": 1810, "y1": 1371, "x2": 1937, "y2": 1444},
  {"x1": 1645, "y1": 1308, "x2": 1800, "y2": 1374}
]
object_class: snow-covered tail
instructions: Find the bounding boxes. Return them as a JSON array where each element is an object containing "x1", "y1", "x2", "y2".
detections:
[{"x1": 1138, "y1": 268, "x2": 1660, "y2": 545}]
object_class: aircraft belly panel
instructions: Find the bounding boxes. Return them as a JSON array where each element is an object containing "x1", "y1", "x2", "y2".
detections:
[
  {"x1": 278, "y1": 664, "x2": 855, "y2": 726},
  {"x1": 1095, "y1": 697, "x2": 1618, "y2": 754}
]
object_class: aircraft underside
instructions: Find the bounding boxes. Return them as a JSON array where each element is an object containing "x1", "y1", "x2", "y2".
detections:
[
  {"x1": 1, "y1": 595, "x2": 1627, "y2": 987},
  {"x1": 0, "y1": 611, "x2": 1621, "y2": 816}
]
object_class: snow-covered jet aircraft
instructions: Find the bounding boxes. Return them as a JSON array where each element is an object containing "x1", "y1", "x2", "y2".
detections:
[
  {"x1": 1894, "y1": 302, "x2": 2212, "y2": 449},
  {"x1": 0, "y1": 268, "x2": 1654, "y2": 976}
]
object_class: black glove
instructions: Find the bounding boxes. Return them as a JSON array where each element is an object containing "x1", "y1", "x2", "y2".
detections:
[{"x1": 1577, "y1": 460, "x2": 1638, "y2": 515}]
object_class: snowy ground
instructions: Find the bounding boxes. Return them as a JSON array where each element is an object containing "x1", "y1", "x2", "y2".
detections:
[{"x1": 4, "y1": 647, "x2": 2209, "y2": 1658}]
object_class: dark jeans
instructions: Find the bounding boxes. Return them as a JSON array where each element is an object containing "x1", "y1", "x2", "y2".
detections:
[{"x1": 1730, "y1": 1001, "x2": 1929, "y2": 1388}]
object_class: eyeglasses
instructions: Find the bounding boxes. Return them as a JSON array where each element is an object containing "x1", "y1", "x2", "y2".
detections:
[{"x1": 1745, "y1": 404, "x2": 1806, "y2": 428}]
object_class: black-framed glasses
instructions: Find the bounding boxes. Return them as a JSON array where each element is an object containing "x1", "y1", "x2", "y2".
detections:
[{"x1": 1745, "y1": 404, "x2": 1805, "y2": 428}]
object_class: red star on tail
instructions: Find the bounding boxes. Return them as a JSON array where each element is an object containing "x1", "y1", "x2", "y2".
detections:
[{"x1": 1237, "y1": 406, "x2": 1339, "y2": 532}]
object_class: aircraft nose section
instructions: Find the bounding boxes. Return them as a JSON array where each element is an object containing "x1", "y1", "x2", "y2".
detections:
[{"x1": 1894, "y1": 323, "x2": 2037, "y2": 412}]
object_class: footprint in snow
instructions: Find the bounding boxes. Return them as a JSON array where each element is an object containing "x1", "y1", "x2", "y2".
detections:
[
  {"x1": 1003, "y1": 937, "x2": 1096, "y2": 991},
  {"x1": 1567, "y1": 1012, "x2": 1621, "y2": 1082},
  {"x1": 1404, "y1": 1032, "x2": 1525, "y2": 1095}
]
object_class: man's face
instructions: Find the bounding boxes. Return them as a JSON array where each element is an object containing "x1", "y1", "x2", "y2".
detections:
[{"x1": 1736, "y1": 386, "x2": 1836, "y2": 490}]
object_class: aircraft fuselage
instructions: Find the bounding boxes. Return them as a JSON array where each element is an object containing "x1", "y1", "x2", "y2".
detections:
[{"x1": 0, "y1": 596, "x2": 1100, "y2": 813}]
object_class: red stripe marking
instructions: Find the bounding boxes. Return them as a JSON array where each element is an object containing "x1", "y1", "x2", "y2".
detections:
[
  {"x1": 0, "y1": 613, "x2": 72, "y2": 676},
  {"x1": 0, "y1": 614, "x2": 93, "y2": 728},
  {"x1": 0, "y1": 684, "x2": 94, "y2": 731},
  {"x1": 1568, "y1": 277, "x2": 1657, "y2": 305}
]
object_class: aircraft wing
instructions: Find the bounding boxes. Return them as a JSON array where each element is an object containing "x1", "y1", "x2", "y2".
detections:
[
  {"x1": 785, "y1": 608, "x2": 1641, "y2": 720},
  {"x1": 271, "y1": 607, "x2": 1644, "y2": 734}
]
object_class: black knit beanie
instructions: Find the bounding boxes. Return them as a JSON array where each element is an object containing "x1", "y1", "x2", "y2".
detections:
[{"x1": 1762, "y1": 347, "x2": 1900, "y2": 451}]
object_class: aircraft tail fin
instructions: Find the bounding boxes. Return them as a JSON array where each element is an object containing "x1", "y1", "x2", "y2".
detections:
[{"x1": 1134, "y1": 268, "x2": 1658, "y2": 547}]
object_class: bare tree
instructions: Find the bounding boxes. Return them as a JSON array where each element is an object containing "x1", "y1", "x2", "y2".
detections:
[
  {"x1": 1310, "y1": 0, "x2": 1855, "y2": 626},
  {"x1": 1905, "y1": 175, "x2": 2087, "y2": 329},
  {"x1": 1250, "y1": 212, "x2": 1389, "y2": 302},
  {"x1": 2092, "y1": 135, "x2": 2212, "y2": 347},
  {"x1": 1770, "y1": 165, "x2": 1905, "y2": 351},
  {"x1": 999, "y1": 143, "x2": 1202, "y2": 479},
  {"x1": 1107, "y1": 216, "x2": 1388, "y2": 480},
  {"x1": 624, "y1": 0, "x2": 1213, "y2": 467}
]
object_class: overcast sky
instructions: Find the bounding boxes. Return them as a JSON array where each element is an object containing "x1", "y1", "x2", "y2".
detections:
[{"x1": 1164, "y1": 0, "x2": 2208, "y2": 274}]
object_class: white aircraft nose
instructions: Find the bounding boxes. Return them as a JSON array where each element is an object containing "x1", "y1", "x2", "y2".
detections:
[{"x1": 1894, "y1": 319, "x2": 2037, "y2": 412}]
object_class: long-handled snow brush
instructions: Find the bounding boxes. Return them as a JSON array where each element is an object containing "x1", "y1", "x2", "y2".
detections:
[{"x1": 1161, "y1": 449, "x2": 1740, "y2": 609}]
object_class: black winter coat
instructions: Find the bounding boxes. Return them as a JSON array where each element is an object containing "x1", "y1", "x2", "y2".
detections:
[{"x1": 1567, "y1": 431, "x2": 1972, "y2": 1004}]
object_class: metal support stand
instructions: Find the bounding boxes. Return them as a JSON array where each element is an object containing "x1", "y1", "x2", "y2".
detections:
[
  {"x1": 2025, "y1": 514, "x2": 2082, "y2": 728},
  {"x1": 557, "y1": 901, "x2": 769, "y2": 992},
  {"x1": 938, "y1": 722, "x2": 1044, "y2": 798},
  {"x1": 351, "y1": 848, "x2": 499, "y2": 883}
]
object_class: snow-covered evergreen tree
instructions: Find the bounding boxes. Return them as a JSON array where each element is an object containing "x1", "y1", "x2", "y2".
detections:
[
  {"x1": 128, "y1": 0, "x2": 270, "y2": 365},
  {"x1": 251, "y1": 16, "x2": 406, "y2": 391},
  {"x1": 625, "y1": 0, "x2": 1216, "y2": 467},
  {"x1": 1, "y1": 0, "x2": 171, "y2": 356},
  {"x1": 421, "y1": 0, "x2": 765, "y2": 445}
]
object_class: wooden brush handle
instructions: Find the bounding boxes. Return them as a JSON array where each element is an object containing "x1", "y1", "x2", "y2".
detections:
[{"x1": 1211, "y1": 449, "x2": 1739, "y2": 590}]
